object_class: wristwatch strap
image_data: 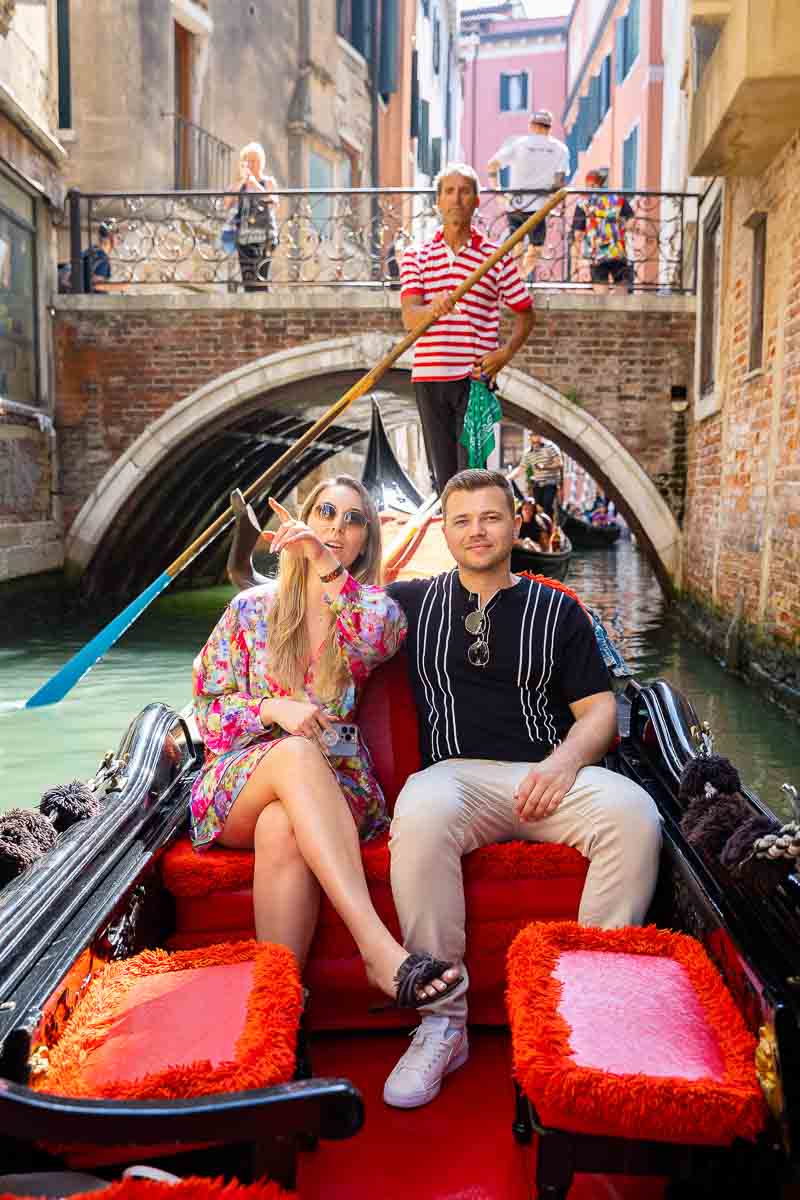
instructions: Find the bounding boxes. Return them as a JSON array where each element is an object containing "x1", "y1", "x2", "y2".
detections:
[{"x1": 318, "y1": 561, "x2": 345, "y2": 584}]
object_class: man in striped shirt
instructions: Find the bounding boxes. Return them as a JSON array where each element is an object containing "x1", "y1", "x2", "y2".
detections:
[
  {"x1": 382, "y1": 469, "x2": 661, "y2": 1109},
  {"x1": 522, "y1": 433, "x2": 563, "y2": 519},
  {"x1": 400, "y1": 163, "x2": 534, "y2": 493}
]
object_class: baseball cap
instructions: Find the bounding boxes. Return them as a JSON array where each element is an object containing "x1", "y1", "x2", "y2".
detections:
[{"x1": 529, "y1": 109, "x2": 553, "y2": 127}]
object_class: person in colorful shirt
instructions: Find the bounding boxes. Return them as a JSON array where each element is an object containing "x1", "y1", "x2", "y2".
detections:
[
  {"x1": 571, "y1": 167, "x2": 635, "y2": 293},
  {"x1": 190, "y1": 475, "x2": 461, "y2": 1008}
]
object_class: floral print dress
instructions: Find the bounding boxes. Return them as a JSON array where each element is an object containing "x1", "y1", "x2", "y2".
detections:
[{"x1": 189, "y1": 574, "x2": 407, "y2": 849}]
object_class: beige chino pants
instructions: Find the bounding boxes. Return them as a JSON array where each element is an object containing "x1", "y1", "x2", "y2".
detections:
[{"x1": 388, "y1": 759, "x2": 662, "y2": 1023}]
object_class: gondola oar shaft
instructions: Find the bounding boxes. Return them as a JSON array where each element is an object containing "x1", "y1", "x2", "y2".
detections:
[{"x1": 25, "y1": 189, "x2": 567, "y2": 708}]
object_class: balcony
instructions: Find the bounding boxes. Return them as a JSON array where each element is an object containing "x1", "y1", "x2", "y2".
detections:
[{"x1": 689, "y1": 0, "x2": 800, "y2": 176}]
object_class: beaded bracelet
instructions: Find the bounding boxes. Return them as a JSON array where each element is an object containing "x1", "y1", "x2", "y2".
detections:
[{"x1": 318, "y1": 561, "x2": 345, "y2": 584}]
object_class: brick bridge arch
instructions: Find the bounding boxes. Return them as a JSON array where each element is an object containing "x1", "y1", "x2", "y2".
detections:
[{"x1": 65, "y1": 333, "x2": 681, "y2": 592}]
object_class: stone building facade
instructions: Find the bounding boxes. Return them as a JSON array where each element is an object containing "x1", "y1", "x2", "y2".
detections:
[{"x1": 0, "y1": 0, "x2": 65, "y2": 583}]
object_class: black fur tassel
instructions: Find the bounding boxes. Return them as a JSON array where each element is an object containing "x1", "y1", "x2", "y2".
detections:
[
  {"x1": 40, "y1": 780, "x2": 100, "y2": 832},
  {"x1": 0, "y1": 809, "x2": 58, "y2": 887}
]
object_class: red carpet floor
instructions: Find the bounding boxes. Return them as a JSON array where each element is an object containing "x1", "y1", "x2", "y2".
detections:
[{"x1": 297, "y1": 1030, "x2": 666, "y2": 1200}]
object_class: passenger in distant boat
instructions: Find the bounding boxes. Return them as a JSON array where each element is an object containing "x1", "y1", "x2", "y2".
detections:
[
  {"x1": 382, "y1": 468, "x2": 661, "y2": 1108},
  {"x1": 400, "y1": 163, "x2": 534, "y2": 493},
  {"x1": 514, "y1": 498, "x2": 551, "y2": 551},
  {"x1": 189, "y1": 476, "x2": 461, "y2": 1009}
]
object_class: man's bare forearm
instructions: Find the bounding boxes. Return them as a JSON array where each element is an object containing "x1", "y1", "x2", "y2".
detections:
[
  {"x1": 549, "y1": 693, "x2": 617, "y2": 771},
  {"x1": 502, "y1": 307, "x2": 534, "y2": 358}
]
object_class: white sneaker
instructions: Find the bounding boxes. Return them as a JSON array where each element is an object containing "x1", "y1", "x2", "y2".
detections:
[{"x1": 383, "y1": 1016, "x2": 469, "y2": 1109}]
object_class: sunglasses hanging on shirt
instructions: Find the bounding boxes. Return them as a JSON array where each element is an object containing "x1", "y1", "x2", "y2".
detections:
[{"x1": 464, "y1": 593, "x2": 499, "y2": 668}]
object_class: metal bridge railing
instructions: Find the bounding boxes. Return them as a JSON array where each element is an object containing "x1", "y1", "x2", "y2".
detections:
[{"x1": 64, "y1": 188, "x2": 700, "y2": 294}]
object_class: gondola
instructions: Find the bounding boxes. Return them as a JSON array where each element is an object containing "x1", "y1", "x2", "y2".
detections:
[
  {"x1": 560, "y1": 508, "x2": 621, "y2": 549},
  {"x1": 360, "y1": 399, "x2": 424, "y2": 514},
  {"x1": 510, "y1": 533, "x2": 572, "y2": 582},
  {"x1": 3, "y1": 458, "x2": 800, "y2": 1197}
]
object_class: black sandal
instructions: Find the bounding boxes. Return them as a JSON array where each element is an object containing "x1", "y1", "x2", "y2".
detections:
[{"x1": 393, "y1": 952, "x2": 463, "y2": 1009}]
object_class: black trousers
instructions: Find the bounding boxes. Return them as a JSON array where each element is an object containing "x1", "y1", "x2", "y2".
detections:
[
  {"x1": 415, "y1": 377, "x2": 471, "y2": 494},
  {"x1": 534, "y1": 482, "x2": 559, "y2": 518}
]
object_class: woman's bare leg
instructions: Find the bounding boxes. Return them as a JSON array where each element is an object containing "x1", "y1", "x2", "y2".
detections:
[
  {"x1": 220, "y1": 737, "x2": 458, "y2": 1001},
  {"x1": 223, "y1": 802, "x2": 320, "y2": 965}
]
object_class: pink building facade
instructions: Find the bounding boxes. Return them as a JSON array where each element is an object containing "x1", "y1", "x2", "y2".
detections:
[
  {"x1": 460, "y1": 6, "x2": 568, "y2": 188},
  {"x1": 563, "y1": 0, "x2": 663, "y2": 192}
]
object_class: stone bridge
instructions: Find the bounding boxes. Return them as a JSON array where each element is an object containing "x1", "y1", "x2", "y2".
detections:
[{"x1": 53, "y1": 288, "x2": 695, "y2": 597}]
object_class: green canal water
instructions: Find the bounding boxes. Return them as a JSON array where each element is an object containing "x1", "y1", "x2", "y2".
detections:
[{"x1": 0, "y1": 541, "x2": 797, "y2": 817}]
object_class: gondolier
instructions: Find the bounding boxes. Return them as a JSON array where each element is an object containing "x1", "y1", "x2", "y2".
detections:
[
  {"x1": 400, "y1": 163, "x2": 534, "y2": 493},
  {"x1": 516, "y1": 433, "x2": 563, "y2": 519}
]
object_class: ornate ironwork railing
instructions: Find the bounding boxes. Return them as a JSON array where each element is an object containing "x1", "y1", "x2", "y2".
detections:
[
  {"x1": 163, "y1": 113, "x2": 234, "y2": 192},
  {"x1": 63, "y1": 188, "x2": 700, "y2": 294}
]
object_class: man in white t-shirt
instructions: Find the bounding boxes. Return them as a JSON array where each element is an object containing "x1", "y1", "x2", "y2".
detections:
[{"x1": 487, "y1": 110, "x2": 569, "y2": 280}]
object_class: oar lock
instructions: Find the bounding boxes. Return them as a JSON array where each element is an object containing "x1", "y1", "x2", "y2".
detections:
[{"x1": 90, "y1": 750, "x2": 131, "y2": 795}]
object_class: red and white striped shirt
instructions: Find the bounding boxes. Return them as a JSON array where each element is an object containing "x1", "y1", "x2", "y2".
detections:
[{"x1": 400, "y1": 227, "x2": 532, "y2": 383}]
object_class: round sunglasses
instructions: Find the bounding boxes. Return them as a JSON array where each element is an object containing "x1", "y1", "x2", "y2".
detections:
[{"x1": 314, "y1": 500, "x2": 368, "y2": 528}]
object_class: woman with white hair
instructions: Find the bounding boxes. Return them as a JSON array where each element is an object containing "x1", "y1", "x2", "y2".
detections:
[{"x1": 224, "y1": 141, "x2": 279, "y2": 291}]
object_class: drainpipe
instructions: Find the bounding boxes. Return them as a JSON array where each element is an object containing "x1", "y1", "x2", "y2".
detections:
[
  {"x1": 370, "y1": 0, "x2": 381, "y2": 277},
  {"x1": 287, "y1": 0, "x2": 311, "y2": 188}
]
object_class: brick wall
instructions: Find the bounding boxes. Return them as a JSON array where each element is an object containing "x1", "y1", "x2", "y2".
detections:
[
  {"x1": 685, "y1": 132, "x2": 800, "y2": 655},
  {"x1": 53, "y1": 292, "x2": 695, "y2": 535}
]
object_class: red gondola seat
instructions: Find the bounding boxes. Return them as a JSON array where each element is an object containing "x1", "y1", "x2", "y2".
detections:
[{"x1": 162, "y1": 653, "x2": 589, "y2": 1029}]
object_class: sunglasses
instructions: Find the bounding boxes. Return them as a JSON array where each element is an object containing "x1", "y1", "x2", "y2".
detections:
[
  {"x1": 464, "y1": 609, "x2": 490, "y2": 668},
  {"x1": 314, "y1": 501, "x2": 368, "y2": 528}
]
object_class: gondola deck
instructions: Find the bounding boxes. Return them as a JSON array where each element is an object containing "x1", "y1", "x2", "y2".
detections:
[{"x1": 1, "y1": 487, "x2": 798, "y2": 1197}]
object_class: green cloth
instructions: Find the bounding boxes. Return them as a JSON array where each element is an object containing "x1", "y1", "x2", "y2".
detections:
[{"x1": 460, "y1": 379, "x2": 503, "y2": 468}]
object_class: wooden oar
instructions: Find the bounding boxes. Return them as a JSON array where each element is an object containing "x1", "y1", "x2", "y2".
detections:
[{"x1": 25, "y1": 189, "x2": 567, "y2": 708}]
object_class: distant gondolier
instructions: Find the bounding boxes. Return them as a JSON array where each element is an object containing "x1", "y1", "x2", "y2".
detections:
[
  {"x1": 400, "y1": 163, "x2": 534, "y2": 494},
  {"x1": 517, "y1": 434, "x2": 563, "y2": 519}
]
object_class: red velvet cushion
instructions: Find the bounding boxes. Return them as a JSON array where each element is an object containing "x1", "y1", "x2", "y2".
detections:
[
  {"x1": 508, "y1": 922, "x2": 767, "y2": 1145},
  {"x1": 356, "y1": 650, "x2": 421, "y2": 810}
]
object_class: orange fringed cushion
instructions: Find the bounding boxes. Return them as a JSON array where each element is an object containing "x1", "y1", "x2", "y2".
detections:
[
  {"x1": 35, "y1": 940, "x2": 302, "y2": 1101},
  {"x1": 2, "y1": 1179, "x2": 293, "y2": 1200},
  {"x1": 507, "y1": 922, "x2": 767, "y2": 1146},
  {"x1": 162, "y1": 833, "x2": 587, "y2": 898}
]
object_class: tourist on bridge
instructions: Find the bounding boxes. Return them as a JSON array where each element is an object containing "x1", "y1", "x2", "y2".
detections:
[
  {"x1": 400, "y1": 163, "x2": 534, "y2": 494},
  {"x1": 224, "y1": 141, "x2": 279, "y2": 292},
  {"x1": 487, "y1": 109, "x2": 569, "y2": 281},
  {"x1": 571, "y1": 166, "x2": 635, "y2": 293}
]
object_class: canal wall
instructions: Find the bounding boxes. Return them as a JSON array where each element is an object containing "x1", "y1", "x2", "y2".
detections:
[
  {"x1": 0, "y1": 406, "x2": 62, "y2": 584},
  {"x1": 683, "y1": 131, "x2": 800, "y2": 715}
]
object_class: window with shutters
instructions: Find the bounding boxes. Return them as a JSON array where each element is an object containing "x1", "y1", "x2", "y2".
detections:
[
  {"x1": 499, "y1": 72, "x2": 528, "y2": 112},
  {"x1": 337, "y1": 0, "x2": 369, "y2": 57},
  {"x1": 410, "y1": 50, "x2": 419, "y2": 137},
  {"x1": 748, "y1": 214, "x2": 767, "y2": 371},
  {"x1": 417, "y1": 99, "x2": 430, "y2": 174},
  {"x1": 700, "y1": 200, "x2": 722, "y2": 396},
  {"x1": 431, "y1": 137, "x2": 442, "y2": 177},
  {"x1": 433, "y1": 15, "x2": 441, "y2": 73},
  {"x1": 499, "y1": 166, "x2": 510, "y2": 189},
  {"x1": 622, "y1": 125, "x2": 638, "y2": 190},
  {"x1": 616, "y1": 0, "x2": 640, "y2": 83},
  {"x1": 600, "y1": 55, "x2": 611, "y2": 119}
]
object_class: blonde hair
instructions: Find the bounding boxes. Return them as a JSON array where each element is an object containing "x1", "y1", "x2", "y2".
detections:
[
  {"x1": 267, "y1": 476, "x2": 381, "y2": 702},
  {"x1": 240, "y1": 142, "x2": 267, "y2": 172}
]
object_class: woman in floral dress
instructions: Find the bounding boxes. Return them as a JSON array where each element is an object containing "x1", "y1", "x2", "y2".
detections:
[{"x1": 190, "y1": 475, "x2": 460, "y2": 1007}]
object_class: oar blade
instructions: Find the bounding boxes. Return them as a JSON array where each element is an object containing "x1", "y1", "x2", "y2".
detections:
[{"x1": 24, "y1": 571, "x2": 173, "y2": 709}]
